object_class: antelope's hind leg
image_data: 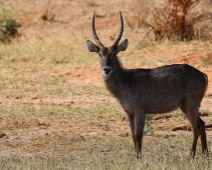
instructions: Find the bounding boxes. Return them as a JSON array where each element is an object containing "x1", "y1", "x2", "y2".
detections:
[
  {"x1": 198, "y1": 117, "x2": 208, "y2": 156},
  {"x1": 180, "y1": 100, "x2": 200, "y2": 157}
]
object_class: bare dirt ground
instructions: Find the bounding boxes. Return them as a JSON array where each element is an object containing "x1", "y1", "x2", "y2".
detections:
[{"x1": 1, "y1": 0, "x2": 212, "y2": 159}]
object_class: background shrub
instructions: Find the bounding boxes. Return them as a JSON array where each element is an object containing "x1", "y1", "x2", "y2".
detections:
[
  {"x1": 0, "y1": 1, "x2": 20, "y2": 43},
  {"x1": 128, "y1": 0, "x2": 212, "y2": 42}
]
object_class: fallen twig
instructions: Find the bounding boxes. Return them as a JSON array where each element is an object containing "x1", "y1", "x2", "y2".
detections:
[{"x1": 171, "y1": 123, "x2": 212, "y2": 131}]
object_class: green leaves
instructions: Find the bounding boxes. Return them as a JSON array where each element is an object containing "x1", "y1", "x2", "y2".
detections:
[
  {"x1": 0, "y1": 1, "x2": 20, "y2": 42},
  {"x1": 144, "y1": 115, "x2": 153, "y2": 134}
]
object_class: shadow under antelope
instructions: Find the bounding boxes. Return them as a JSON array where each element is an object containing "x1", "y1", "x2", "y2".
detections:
[{"x1": 86, "y1": 11, "x2": 209, "y2": 159}]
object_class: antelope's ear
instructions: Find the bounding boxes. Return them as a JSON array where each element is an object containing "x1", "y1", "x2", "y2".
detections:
[
  {"x1": 117, "y1": 39, "x2": 128, "y2": 53},
  {"x1": 87, "y1": 40, "x2": 100, "y2": 53}
]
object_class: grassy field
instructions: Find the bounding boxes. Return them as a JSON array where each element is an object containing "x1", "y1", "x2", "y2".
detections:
[
  {"x1": 0, "y1": 0, "x2": 212, "y2": 169},
  {"x1": 0, "y1": 38, "x2": 211, "y2": 170}
]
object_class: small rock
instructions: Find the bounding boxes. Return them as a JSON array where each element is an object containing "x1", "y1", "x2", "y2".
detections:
[
  {"x1": 0, "y1": 132, "x2": 6, "y2": 138},
  {"x1": 31, "y1": 96, "x2": 38, "y2": 99},
  {"x1": 164, "y1": 134, "x2": 169, "y2": 138}
]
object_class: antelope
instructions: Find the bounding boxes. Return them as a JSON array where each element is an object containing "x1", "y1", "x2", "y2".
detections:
[{"x1": 86, "y1": 11, "x2": 208, "y2": 158}]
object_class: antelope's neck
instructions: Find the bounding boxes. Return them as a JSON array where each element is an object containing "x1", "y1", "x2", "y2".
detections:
[{"x1": 104, "y1": 65, "x2": 127, "y2": 99}]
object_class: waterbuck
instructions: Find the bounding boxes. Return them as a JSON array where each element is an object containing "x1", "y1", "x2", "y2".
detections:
[{"x1": 86, "y1": 11, "x2": 208, "y2": 158}]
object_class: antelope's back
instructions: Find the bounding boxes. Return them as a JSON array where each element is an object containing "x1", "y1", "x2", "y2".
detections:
[{"x1": 124, "y1": 64, "x2": 207, "y2": 112}]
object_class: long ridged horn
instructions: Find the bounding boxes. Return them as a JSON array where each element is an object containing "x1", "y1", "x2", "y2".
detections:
[
  {"x1": 92, "y1": 11, "x2": 104, "y2": 48},
  {"x1": 113, "y1": 11, "x2": 124, "y2": 46}
]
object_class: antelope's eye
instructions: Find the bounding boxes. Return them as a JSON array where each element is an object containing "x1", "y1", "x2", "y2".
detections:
[{"x1": 98, "y1": 52, "x2": 103, "y2": 58}]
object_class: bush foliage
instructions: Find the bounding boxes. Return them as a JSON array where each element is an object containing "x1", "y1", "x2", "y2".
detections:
[
  {"x1": 0, "y1": 1, "x2": 20, "y2": 42},
  {"x1": 129, "y1": 0, "x2": 212, "y2": 42},
  {"x1": 147, "y1": 0, "x2": 200, "y2": 41}
]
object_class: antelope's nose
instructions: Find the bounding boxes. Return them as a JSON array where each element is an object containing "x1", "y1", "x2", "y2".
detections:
[{"x1": 102, "y1": 66, "x2": 112, "y2": 75}]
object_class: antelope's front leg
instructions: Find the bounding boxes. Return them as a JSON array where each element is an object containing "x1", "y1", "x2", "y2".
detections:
[
  {"x1": 125, "y1": 112, "x2": 136, "y2": 149},
  {"x1": 134, "y1": 113, "x2": 145, "y2": 159}
]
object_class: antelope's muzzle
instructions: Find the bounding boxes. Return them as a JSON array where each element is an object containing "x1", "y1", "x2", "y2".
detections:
[{"x1": 102, "y1": 66, "x2": 112, "y2": 75}]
